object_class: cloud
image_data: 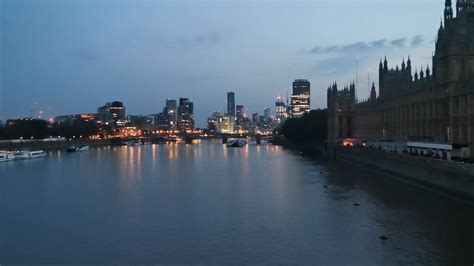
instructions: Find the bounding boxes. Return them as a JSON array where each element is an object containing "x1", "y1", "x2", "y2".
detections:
[
  {"x1": 411, "y1": 35, "x2": 424, "y2": 47},
  {"x1": 309, "y1": 35, "x2": 424, "y2": 56},
  {"x1": 307, "y1": 35, "x2": 427, "y2": 79},
  {"x1": 371, "y1": 39, "x2": 387, "y2": 48},
  {"x1": 390, "y1": 37, "x2": 406, "y2": 48}
]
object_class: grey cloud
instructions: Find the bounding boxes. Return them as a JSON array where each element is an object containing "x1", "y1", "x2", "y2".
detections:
[
  {"x1": 411, "y1": 35, "x2": 424, "y2": 47},
  {"x1": 390, "y1": 37, "x2": 406, "y2": 48},
  {"x1": 371, "y1": 39, "x2": 387, "y2": 48},
  {"x1": 309, "y1": 35, "x2": 424, "y2": 56}
]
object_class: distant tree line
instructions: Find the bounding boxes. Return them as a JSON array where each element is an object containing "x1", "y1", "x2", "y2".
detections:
[
  {"x1": 280, "y1": 109, "x2": 327, "y2": 142},
  {"x1": 0, "y1": 119, "x2": 100, "y2": 140}
]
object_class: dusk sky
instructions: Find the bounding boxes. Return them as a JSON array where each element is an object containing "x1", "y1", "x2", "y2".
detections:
[{"x1": 1, "y1": 0, "x2": 442, "y2": 126}]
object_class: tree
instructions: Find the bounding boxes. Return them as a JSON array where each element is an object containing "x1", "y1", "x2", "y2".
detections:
[
  {"x1": 4, "y1": 119, "x2": 49, "y2": 139},
  {"x1": 281, "y1": 109, "x2": 327, "y2": 142}
]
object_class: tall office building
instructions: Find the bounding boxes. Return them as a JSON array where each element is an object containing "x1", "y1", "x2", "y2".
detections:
[
  {"x1": 275, "y1": 97, "x2": 288, "y2": 124},
  {"x1": 227, "y1": 92, "x2": 235, "y2": 116},
  {"x1": 165, "y1": 99, "x2": 177, "y2": 130},
  {"x1": 291, "y1": 79, "x2": 311, "y2": 117},
  {"x1": 97, "y1": 101, "x2": 127, "y2": 127},
  {"x1": 236, "y1": 105, "x2": 244, "y2": 125},
  {"x1": 252, "y1": 112, "x2": 259, "y2": 124},
  {"x1": 177, "y1": 97, "x2": 194, "y2": 131}
]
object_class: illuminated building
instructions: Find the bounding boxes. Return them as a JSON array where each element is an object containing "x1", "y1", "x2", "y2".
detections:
[
  {"x1": 117, "y1": 126, "x2": 141, "y2": 137},
  {"x1": 128, "y1": 115, "x2": 154, "y2": 131},
  {"x1": 275, "y1": 97, "x2": 288, "y2": 124},
  {"x1": 291, "y1": 79, "x2": 311, "y2": 117},
  {"x1": 54, "y1": 113, "x2": 97, "y2": 124},
  {"x1": 218, "y1": 116, "x2": 235, "y2": 133},
  {"x1": 166, "y1": 99, "x2": 177, "y2": 130},
  {"x1": 236, "y1": 105, "x2": 244, "y2": 125},
  {"x1": 177, "y1": 97, "x2": 194, "y2": 131},
  {"x1": 97, "y1": 101, "x2": 127, "y2": 127},
  {"x1": 227, "y1": 92, "x2": 235, "y2": 116},
  {"x1": 207, "y1": 111, "x2": 223, "y2": 133}
]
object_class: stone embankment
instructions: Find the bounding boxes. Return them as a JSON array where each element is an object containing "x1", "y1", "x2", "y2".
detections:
[{"x1": 272, "y1": 138, "x2": 474, "y2": 203}]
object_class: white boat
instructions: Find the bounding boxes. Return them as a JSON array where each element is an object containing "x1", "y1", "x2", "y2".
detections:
[
  {"x1": 0, "y1": 151, "x2": 16, "y2": 162},
  {"x1": 28, "y1": 150, "x2": 47, "y2": 159},
  {"x1": 13, "y1": 150, "x2": 31, "y2": 160}
]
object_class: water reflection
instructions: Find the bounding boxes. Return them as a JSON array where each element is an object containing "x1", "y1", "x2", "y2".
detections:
[{"x1": 0, "y1": 141, "x2": 472, "y2": 264}]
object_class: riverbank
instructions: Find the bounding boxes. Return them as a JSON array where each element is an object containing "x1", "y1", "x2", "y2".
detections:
[
  {"x1": 0, "y1": 139, "x2": 111, "y2": 151},
  {"x1": 273, "y1": 138, "x2": 474, "y2": 203}
]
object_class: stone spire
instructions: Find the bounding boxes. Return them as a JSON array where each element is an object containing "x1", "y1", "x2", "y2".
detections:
[
  {"x1": 445, "y1": 0, "x2": 453, "y2": 21},
  {"x1": 370, "y1": 83, "x2": 377, "y2": 100}
]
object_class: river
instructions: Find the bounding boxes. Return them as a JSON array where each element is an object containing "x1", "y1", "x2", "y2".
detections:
[{"x1": 0, "y1": 140, "x2": 472, "y2": 264}]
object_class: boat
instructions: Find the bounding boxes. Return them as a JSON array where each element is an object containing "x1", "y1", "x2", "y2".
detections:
[
  {"x1": 66, "y1": 145, "x2": 89, "y2": 153},
  {"x1": 13, "y1": 150, "x2": 31, "y2": 160},
  {"x1": 0, "y1": 151, "x2": 15, "y2": 162},
  {"x1": 28, "y1": 150, "x2": 47, "y2": 159},
  {"x1": 226, "y1": 139, "x2": 247, "y2": 148},
  {"x1": 12, "y1": 150, "x2": 47, "y2": 159}
]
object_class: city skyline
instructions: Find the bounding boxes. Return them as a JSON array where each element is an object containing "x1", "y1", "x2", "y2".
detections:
[{"x1": 2, "y1": 0, "x2": 443, "y2": 126}]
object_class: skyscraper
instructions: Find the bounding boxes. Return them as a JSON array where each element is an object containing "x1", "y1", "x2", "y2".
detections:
[
  {"x1": 275, "y1": 97, "x2": 288, "y2": 124},
  {"x1": 177, "y1": 97, "x2": 194, "y2": 131},
  {"x1": 252, "y1": 112, "x2": 259, "y2": 124},
  {"x1": 236, "y1": 105, "x2": 244, "y2": 125},
  {"x1": 291, "y1": 79, "x2": 311, "y2": 117},
  {"x1": 227, "y1": 92, "x2": 235, "y2": 116},
  {"x1": 165, "y1": 99, "x2": 177, "y2": 130}
]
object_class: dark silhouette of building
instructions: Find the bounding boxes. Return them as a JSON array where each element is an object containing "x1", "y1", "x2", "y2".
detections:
[
  {"x1": 227, "y1": 92, "x2": 235, "y2": 116},
  {"x1": 328, "y1": 0, "x2": 474, "y2": 157}
]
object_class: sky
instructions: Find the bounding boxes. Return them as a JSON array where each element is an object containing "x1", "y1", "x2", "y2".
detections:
[{"x1": 1, "y1": 0, "x2": 444, "y2": 127}]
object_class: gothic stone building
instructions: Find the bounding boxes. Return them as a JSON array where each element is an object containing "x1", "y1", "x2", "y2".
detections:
[{"x1": 328, "y1": 0, "x2": 474, "y2": 157}]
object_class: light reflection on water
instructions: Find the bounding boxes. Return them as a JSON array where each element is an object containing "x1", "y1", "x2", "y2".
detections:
[{"x1": 0, "y1": 140, "x2": 472, "y2": 264}]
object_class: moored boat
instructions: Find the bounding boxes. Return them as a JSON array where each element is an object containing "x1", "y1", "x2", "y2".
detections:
[
  {"x1": 226, "y1": 139, "x2": 247, "y2": 148},
  {"x1": 67, "y1": 145, "x2": 89, "y2": 153},
  {"x1": 0, "y1": 151, "x2": 15, "y2": 162},
  {"x1": 13, "y1": 150, "x2": 30, "y2": 160},
  {"x1": 10, "y1": 150, "x2": 47, "y2": 160},
  {"x1": 28, "y1": 150, "x2": 47, "y2": 159}
]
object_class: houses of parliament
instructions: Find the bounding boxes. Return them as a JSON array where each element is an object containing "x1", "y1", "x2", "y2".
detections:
[{"x1": 328, "y1": 0, "x2": 474, "y2": 157}]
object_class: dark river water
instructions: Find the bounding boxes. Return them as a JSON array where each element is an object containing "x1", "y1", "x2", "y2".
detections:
[{"x1": 0, "y1": 140, "x2": 473, "y2": 264}]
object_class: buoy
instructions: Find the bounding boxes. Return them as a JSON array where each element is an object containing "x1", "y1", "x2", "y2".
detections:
[{"x1": 379, "y1": 235, "x2": 389, "y2": 240}]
